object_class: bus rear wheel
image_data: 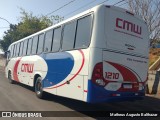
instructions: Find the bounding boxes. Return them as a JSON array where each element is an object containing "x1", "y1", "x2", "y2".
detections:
[
  {"x1": 35, "y1": 77, "x2": 44, "y2": 99},
  {"x1": 8, "y1": 71, "x2": 14, "y2": 84}
]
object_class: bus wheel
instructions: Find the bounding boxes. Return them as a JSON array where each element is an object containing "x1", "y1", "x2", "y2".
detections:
[
  {"x1": 35, "y1": 77, "x2": 44, "y2": 99},
  {"x1": 8, "y1": 71, "x2": 14, "y2": 84}
]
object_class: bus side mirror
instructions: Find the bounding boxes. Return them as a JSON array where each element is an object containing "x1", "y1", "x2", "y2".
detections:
[
  {"x1": 5, "y1": 50, "x2": 10, "y2": 58},
  {"x1": 5, "y1": 50, "x2": 10, "y2": 53}
]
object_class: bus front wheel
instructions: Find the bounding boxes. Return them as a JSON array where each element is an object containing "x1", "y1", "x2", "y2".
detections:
[{"x1": 35, "y1": 77, "x2": 44, "y2": 99}]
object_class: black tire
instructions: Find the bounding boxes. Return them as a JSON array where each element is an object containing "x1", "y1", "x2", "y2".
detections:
[
  {"x1": 8, "y1": 71, "x2": 14, "y2": 84},
  {"x1": 35, "y1": 77, "x2": 44, "y2": 99}
]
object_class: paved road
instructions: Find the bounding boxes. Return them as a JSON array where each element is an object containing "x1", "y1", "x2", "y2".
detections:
[{"x1": 0, "y1": 66, "x2": 160, "y2": 120}]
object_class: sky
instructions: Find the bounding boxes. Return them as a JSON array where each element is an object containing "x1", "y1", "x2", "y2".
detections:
[{"x1": 0, "y1": 0, "x2": 127, "y2": 53}]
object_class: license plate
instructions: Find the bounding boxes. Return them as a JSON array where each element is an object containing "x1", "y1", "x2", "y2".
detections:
[{"x1": 123, "y1": 84, "x2": 132, "y2": 89}]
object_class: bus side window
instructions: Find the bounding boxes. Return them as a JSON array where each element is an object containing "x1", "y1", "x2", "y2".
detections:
[
  {"x1": 7, "y1": 48, "x2": 11, "y2": 59},
  {"x1": 18, "y1": 42, "x2": 21, "y2": 56},
  {"x1": 16, "y1": 42, "x2": 20, "y2": 57},
  {"x1": 52, "y1": 27, "x2": 61, "y2": 52},
  {"x1": 75, "y1": 15, "x2": 92, "y2": 49},
  {"x1": 27, "y1": 38, "x2": 32, "y2": 55},
  {"x1": 10, "y1": 46, "x2": 13, "y2": 58},
  {"x1": 19, "y1": 41, "x2": 24, "y2": 56},
  {"x1": 44, "y1": 30, "x2": 53, "y2": 52},
  {"x1": 37, "y1": 33, "x2": 44, "y2": 54},
  {"x1": 12, "y1": 45, "x2": 15, "y2": 57},
  {"x1": 14, "y1": 44, "x2": 17, "y2": 57},
  {"x1": 31, "y1": 36, "x2": 38, "y2": 55},
  {"x1": 22, "y1": 39, "x2": 28, "y2": 56},
  {"x1": 62, "y1": 21, "x2": 76, "y2": 51}
]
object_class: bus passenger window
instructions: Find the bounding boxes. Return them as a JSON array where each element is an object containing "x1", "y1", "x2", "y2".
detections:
[
  {"x1": 10, "y1": 46, "x2": 13, "y2": 58},
  {"x1": 75, "y1": 15, "x2": 92, "y2": 49},
  {"x1": 16, "y1": 42, "x2": 20, "y2": 56},
  {"x1": 14, "y1": 44, "x2": 17, "y2": 57},
  {"x1": 31, "y1": 36, "x2": 38, "y2": 54},
  {"x1": 27, "y1": 38, "x2": 32, "y2": 55},
  {"x1": 44, "y1": 30, "x2": 53, "y2": 52},
  {"x1": 12, "y1": 45, "x2": 15, "y2": 57},
  {"x1": 19, "y1": 42, "x2": 24, "y2": 56},
  {"x1": 62, "y1": 21, "x2": 76, "y2": 51},
  {"x1": 22, "y1": 40, "x2": 28, "y2": 56},
  {"x1": 37, "y1": 34, "x2": 44, "y2": 54},
  {"x1": 52, "y1": 27, "x2": 61, "y2": 52}
]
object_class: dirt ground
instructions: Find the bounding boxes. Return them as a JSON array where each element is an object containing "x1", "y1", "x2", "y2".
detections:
[{"x1": 0, "y1": 56, "x2": 5, "y2": 67}]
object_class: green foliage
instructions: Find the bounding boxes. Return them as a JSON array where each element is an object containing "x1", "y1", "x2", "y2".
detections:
[
  {"x1": 0, "y1": 24, "x2": 18, "y2": 51},
  {"x1": 18, "y1": 8, "x2": 52, "y2": 37},
  {"x1": 0, "y1": 8, "x2": 63, "y2": 51}
]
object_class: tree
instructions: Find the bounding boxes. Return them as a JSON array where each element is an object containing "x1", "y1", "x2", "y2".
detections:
[
  {"x1": 126, "y1": 0, "x2": 160, "y2": 44},
  {"x1": 18, "y1": 8, "x2": 53, "y2": 37},
  {"x1": 0, "y1": 24, "x2": 19, "y2": 51},
  {"x1": 0, "y1": 8, "x2": 63, "y2": 51}
]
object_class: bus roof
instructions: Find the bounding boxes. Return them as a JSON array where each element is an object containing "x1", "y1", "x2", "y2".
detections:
[{"x1": 9, "y1": 4, "x2": 145, "y2": 47}]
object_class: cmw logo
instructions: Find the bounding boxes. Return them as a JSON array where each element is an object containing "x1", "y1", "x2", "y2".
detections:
[
  {"x1": 21, "y1": 63, "x2": 34, "y2": 73},
  {"x1": 116, "y1": 18, "x2": 142, "y2": 35}
]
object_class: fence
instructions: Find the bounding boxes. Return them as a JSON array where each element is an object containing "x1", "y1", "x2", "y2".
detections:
[{"x1": 147, "y1": 70, "x2": 160, "y2": 95}]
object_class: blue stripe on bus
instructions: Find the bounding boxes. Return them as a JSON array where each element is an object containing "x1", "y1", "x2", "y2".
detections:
[
  {"x1": 42, "y1": 52, "x2": 74, "y2": 88},
  {"x1": 87, "y1": 80, "x2": 145, "y2": 103}
]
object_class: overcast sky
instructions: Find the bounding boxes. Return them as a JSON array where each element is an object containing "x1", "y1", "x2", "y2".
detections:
[{"x1": 0, "y1": 0, "x2": 127, "y2": 52}]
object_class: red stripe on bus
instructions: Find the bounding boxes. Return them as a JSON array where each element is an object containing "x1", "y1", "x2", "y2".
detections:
[
  {"x1": 84, "y1": 90, "x2": 88, "y2": 92},
  {"x1": 13, "y1": 58, "x2": 22, "y2": 82}
]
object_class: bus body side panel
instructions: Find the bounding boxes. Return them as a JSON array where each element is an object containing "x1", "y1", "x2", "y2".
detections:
[
  {"x1": 5, "y1": 57, "x2": 18, "y2": 79},
  {"x1": 43, "y1": 49, "x2": 90, "y2": 102},
  {"x1": 6, "y1": 49, "x2": 90, "y2": 102},
  {"x1": 19, "y1": 55, "x2": 48, "y2": 86},
  {"x1": 6, "y1": 55, "x2": 48, "y2": 86}
]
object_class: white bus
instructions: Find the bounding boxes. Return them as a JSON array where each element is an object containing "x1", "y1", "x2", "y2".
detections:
[{"x1": 5, "y1": 4, "x2": 149, "y2": 103}]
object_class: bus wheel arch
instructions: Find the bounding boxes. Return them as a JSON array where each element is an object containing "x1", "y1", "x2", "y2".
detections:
[
  {"x1": 33, "y1": 74, "x2": 41, "y2": 87},
  {"x1": 8, "y1": 70, "x2": 14, "y2": 84}
]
